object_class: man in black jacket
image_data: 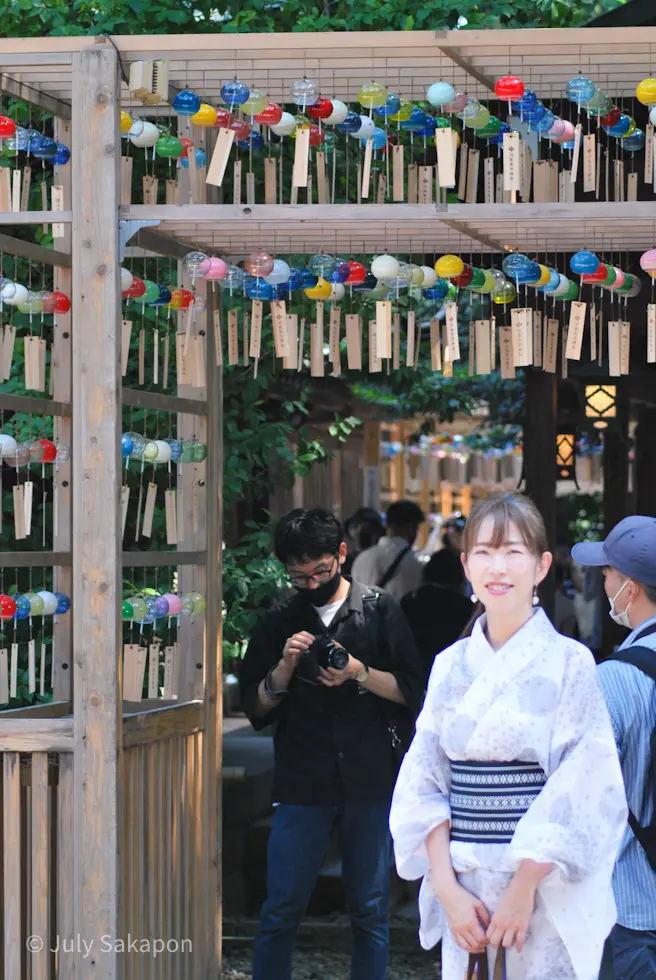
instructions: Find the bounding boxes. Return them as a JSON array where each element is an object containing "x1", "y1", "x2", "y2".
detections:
[{"x1": 239, "y1": 508, "x2": 424, "y2": 980}]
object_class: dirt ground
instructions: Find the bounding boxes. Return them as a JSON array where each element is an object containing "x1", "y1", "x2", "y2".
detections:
[{"x1": 222, "y1": 945, "x2": 439, "y2": 979}]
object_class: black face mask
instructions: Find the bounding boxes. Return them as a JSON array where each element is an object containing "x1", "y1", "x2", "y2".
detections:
[{"x1": 295, "y1": 569, "x2": 342, "y2": 607}]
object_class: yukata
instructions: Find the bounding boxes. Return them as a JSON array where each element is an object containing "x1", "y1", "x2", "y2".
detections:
[{"x1": 389, "y1": 609, "x2": 627, "y2": 980}]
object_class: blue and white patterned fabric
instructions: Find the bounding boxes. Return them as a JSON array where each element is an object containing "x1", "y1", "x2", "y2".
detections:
[
  {"x1": 450, "y1": 761, "x2": 546, "y2": 843},
  {"x1": 598, "y1": 615, "x2": 656, "y2": 930}
]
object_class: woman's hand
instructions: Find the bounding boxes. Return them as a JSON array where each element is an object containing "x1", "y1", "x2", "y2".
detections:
[
  {"x1": 486, "y1": 875, "x2": 535, "y2": 952},
  {"x1": 437, "y1": 880, "x2": 490, "y2": 954}
]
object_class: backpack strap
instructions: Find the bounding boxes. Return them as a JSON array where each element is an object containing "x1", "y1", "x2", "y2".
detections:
[
  {"x1": 377, "y1": 544, "x2": 412, "y2": 589},
  {"x1": 606, "y1": 644, "x2": 656, "y2": 869}
]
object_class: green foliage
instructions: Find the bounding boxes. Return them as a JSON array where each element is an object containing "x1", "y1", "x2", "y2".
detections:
[
  {"x1": 558, "y1": 491, "x2": 604, "y2": 547},
  {"x1": 0, "y1": 0, "x2": 625, "y2": 36}
]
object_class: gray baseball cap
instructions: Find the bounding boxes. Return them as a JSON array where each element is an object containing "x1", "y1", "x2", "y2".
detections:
[{"x1": 572, "y1": 515, "x2": 656, "y2": 586}]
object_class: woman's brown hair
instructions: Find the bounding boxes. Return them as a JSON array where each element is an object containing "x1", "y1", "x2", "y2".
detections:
[{"x1": 459, "y1": 492, "x2": 549, "y2": 638}]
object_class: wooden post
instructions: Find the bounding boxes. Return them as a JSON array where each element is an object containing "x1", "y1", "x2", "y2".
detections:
[
  {"x1": 204, "y1": 287, "x2": 223, "y2": 977},
  {"x1": 52, "y1": 115, "x2": 73, "y2": 701},
  {"x1": 635, "y1": 404, "x2": 656, "y2": 516},
  {"x1": 71, "y1": 45, "x2": 122, "y2": 975},
  {"x1": 602, "y1": 384, "x2": 630, "y2": 653},
  {"x1": 523, "y1": 368, "x2": 557, "y2": 617}
]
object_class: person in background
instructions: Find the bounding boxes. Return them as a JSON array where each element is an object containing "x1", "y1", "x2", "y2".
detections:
[
  {"x1": 442, "y1": 514, "x2": 466, "y2": 556},
  {"x1": 554, "y1": 563, "x2": 578, "y2": 639},
  {"x1": 401, "y1": 549, "x2": 472, "y2": 686},
  {"x1": 343, "y1": 507, "x2": 385, "y2": 577},
  {"x1": 352, "y1": 500, "x2": 425, "y2": 601},
  {"x1": 572, "y1": 516, "x2": 656, "y2": 980}
]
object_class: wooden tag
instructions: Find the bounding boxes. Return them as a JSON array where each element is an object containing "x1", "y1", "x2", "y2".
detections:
[
  {"x1": 141, "y1": 482, "x2": 158, "y2": 538},
  {"x1": 499, "y1": 326, "x2": 516, "y2": 378},
  {"x1": 246, "y1": 170, "x2": 256, "y2": 205},
  {"x1": 162, "y1": 644, "x2": 179, "y2": 699},
  {"x1": 590, "y1": 303, "x2": 597, "y2": 362},
  {"x1": 13, "y1": 484, "x2": 26, "y2": 540},
  {"x1": 627, "y1": 172, "x2": 638, "y2": 202},
  {"x1": 142, "y1": 175, "x2": 158, "y2": 205},
  {"x1": 1, "y1": 324, "x2": 16, "y2": 382},
  {"x1": 227, "y1": 310, "x2": 239, "y2": 365},
  {"x1": 566, "y1": 301, "x2": 586, "y2": 360},
  {"x1": 153, "y1": 328, "x2": 160, "y2": 385},
  {"x1": 137, "y1": 327, "x2": 145, "y2": 385},
  {"x1": 584, "y1": 134, "x2": 596, "y2": 193},
  {"x1": 519, "y1": 140, "x2": 531, "y2": 201},
  {"x1": 620, "y1": 321, "x2": 631, "y2": 375},
  {"x1": 232, "y1": 158, "x2": 242, "y2": 204},
  {"x1": 162, "y1": 333, "x2": 170, "y2": 388},
  {"x1": 329, "y1": 306, "x2": 342, "y2": 371},
  {"x1": 39, "y1": 642, "x2": 46, "y2": 697},
  {"x1": 608, "y1": 321, "x2": 622, "y2": 376},
  {"x1": 465, "y1": 148, "x2": 480, "y2": 204},
  {"x1": 533, "y1": 160, "x2": 548, "y2": 203},
  {"x1": 445, "y1": 302, "x2": 460, "y2": 361},
  {"x1": 570, "y1": 123, "x2": 582, "y2": 184},
  {"x1": 503, "y1": 132, "x2": 521, "y2": 191},
  {"x1": 490, "y1": 317, "x2": 497, "y2": 371},
  {"x1": 148, "y1": 643, "x2": 160, "y2": 699},
  {"x1": 292, "y1": 126, "x2": 310, "y2": 188},
  {"x1": 435, "y1": 129, "x2": 456, "y2": 188},
  {"x1": 121, "y1": 320, "x2": 132, "y2": 376},
  {"x1": 23, "y1": 480, "x2": 33, "y2": 537},
  {"x1": 392, "y1": 313, "x2": 401, "y2": 370},
  {"x1": 24, "y1": 336, "x2": 46, "y2": 391},
  {"x1": 543, "y1": 318, "x2": 559, "y2": 373},
  {"x1": 613, "y1": 159, "x2": 624, "y2": 202},
  {"x1": 457, "y1": 143, "x2": 468, "y2": 200},
  {"x1": 468, "y1": 322, "x2": 475, "y2": 376},
  {"x1": 264, "y1": 157, "x2": 277, "y2": 203},
  {"x1": 376, "y1": 173, "x2": 387, "y2": 204},
  {"x1": 270, "y1": 300, "x2": 289, "y2": 358},
  {"x1": 28, "y1": 638, "x2": 36, "y2": 695},
  {"x1": 176, "y1": 488, "x2": 185, "y2": 544},
  {"x1": 475, "y1": 320, "x2": 491, "y2": 375},
  {"x1": 51, "y1": 184, "x2": 65, "y2": 238},
  {"x1": 406, "y1": 311, "x2": 416, "y2": 367},
  {"x1": 11, "y1": 168, "x2": 20, "y2": 212},
  {"x1": 429, "y1": 318, "x2": 442, "y2": 371},
  {"x1": 310, "y1": 320, "x2": 325, "y2": 377},
  {"x1": 407, "y1": 164, "x2": 418, "y2": 204},
  {"x1": 418, "y1": 166, "x2": 433, "y2": 204},
  {"x1": 0, "y1": 650, "x2": 8, "y2": 705},
  {"x1": 484, "y1": 157, "x2": 495, "y2": 203},
  {"x1": 9, "y1": 643, "x2": 18, "y2": 700},
  {"x1": 164, "y1": 488, "x2": 177, "y2": 545},
  {"x1": 297, "y1": 316, "x2": 306, "y2": 370},
  {"x1": 213, "y1": 309, "x2": 223, "y2": 366},
  {"x1": 190, "y1": 333, "x2": 206, "y2": 388},
  {"x1": 597, "y1": 306, "x2": 604, "y2": 367},
  {"x1": 283, "y1": 314, "x2": 299, "y2": 370},
  {"x1": 375, "y1": 301, "x2": 392, "y2": 360},
  {"x1": 0, "y1": 168, "x2": 9, "y2": 210},
  {"x1": 532, "y1": 311, "x2": 542, "y2": 367},
  {"x1": 165, "y1": 178, "x2": 179, "y2": 205},
  {"x1": 249, "y1": 300, "x2": 263, "y2": 359},
  {"x1": 345, "y1": 314, "x2": 362, "y2": 369},
  {"x1": 20, "y1": 165, "x2": 31, "y2": 211},
  {"x1": 368, "y1": 320, "x2": 382, "y2": 373},
  {"x1": 123, "y1": 645, "x2": 141, "y2": 702},
  {"x1": 120, "y1": 156, "x2": 133, "y2": 205},
  {"x1": 646, "y1": 125, "x2": 654, "y2": 184},
  {"x1": 206, "y1": 127, "x2": 235, "y2": 187},
  {"x1": 392, "y1": 145, "x2": 405, "y2": 201},
  {"x1": 121, "y1": 485, "x2": 130, "y2": 539},
  {"x1": 648, "y1": 304, "x2": 656, "y2": 363},
  {"x1": 510, "y1": 308, "x2": 531, "y2": 366},
  {"x1": 361, "y1": 139, "x2": 374, "y2": 200},
  {"x1": 443, "y1": 322, "x2": 453, "y2": 377}
]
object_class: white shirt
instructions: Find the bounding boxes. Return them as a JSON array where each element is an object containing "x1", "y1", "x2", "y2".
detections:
[
  {"x1": 312, "y1": 597, "x2": 345, "y2": 627},
  {"x1": 351, "y1": 535, "x2": 423, "y2": 601}
]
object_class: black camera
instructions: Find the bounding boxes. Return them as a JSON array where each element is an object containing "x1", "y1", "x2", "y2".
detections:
[{"x1": 298, "y1": 634, "x2": 349, "y2": 681}]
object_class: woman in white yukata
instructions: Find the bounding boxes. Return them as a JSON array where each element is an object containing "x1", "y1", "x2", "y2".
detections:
[{"x1": 390, "y1": 492, "x2": 627, "y2": 980}]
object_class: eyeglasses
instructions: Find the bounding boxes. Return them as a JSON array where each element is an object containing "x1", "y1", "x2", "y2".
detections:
[{"x1": 287, "y1": 555, "x2": 338, "y2": 588}]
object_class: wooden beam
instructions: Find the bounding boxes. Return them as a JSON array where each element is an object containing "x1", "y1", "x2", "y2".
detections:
[
  {"x1": 0, "y1": 717, "x2": 74, "y2": 752},
  {"x1": 71, "y1": 44, "x2": 122, "y2": 977},
  {"x1": 438, "y1": 45, "x2": 497, "y2": 92},
  {"x1": 0, "y1": 394, "x2": 71, "y2": 416},
  {"x1": 0, "y1": 210, "x2": 71, "y2": 224},
  {"x1": 0, "y1": 72, "x2": 71, "y2": 119},
  {"x1": 122, "y1": 386, "x2": 207, "y2": 415},
  {"x1": 132, "y1": 226, "x2": 196, "y2": 259},
  {"x1": 440, "y1": 218, "x2": 507, "y2": 253},
  {"x1": 0, "y1": 552, "x2": 71, "y2": 568},
  {"x1": 122, "y1": 700, "x2": 204, "y2": 748},
  {"x1": 0, "y1": 232, "x2": 71, "y2": 267},
  {"x1": 121, "y1": 550, "x2": 206, "y2": 566}
]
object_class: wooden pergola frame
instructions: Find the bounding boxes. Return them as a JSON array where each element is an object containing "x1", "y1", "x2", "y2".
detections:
[{"x1": 0, "y1": 24, "x2": 655, "y2": 979}]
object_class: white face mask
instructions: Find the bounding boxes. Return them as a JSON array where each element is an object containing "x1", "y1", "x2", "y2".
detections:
[{"x1": 609, "y1": 579, "x2": 632, "y2": 629}]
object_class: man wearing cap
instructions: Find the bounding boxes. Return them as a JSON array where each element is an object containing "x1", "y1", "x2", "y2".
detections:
[{"x1": 572, "y1": 516, "x2": 656, "y2": 979}]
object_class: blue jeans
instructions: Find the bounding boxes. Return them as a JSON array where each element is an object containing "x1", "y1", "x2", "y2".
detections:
[
  {"x1": 252, "y1": 800, "x2": 392, "y2": 980},
  {"x1": 607, "y1": 923, "x2": 656, "y2": 979}
]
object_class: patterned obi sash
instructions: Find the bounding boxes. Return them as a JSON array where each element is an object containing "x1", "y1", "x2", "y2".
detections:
[{"x1": 450, "y1": 760, "x2": 546, "y2": 844}]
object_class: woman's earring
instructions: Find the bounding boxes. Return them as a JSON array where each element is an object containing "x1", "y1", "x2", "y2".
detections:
[
  {"x1": 532, "y1": 586, "x2": 540, "y2": 606},
  {"x1": 470, "y1": 593, "x2": 478, "y2": 604}
]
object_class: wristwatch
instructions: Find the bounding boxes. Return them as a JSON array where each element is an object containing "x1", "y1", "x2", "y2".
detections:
[{"x1": 354, "y1": 664, "x2": 369, "y2": 685}]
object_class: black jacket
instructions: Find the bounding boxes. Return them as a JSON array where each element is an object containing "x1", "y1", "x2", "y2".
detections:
[
  {"x1": 401, "y1": 584, "x2": 472, "y2": 686},
  {"x1": 239, "y1": 578, "x2": 424, "y2": 805}
]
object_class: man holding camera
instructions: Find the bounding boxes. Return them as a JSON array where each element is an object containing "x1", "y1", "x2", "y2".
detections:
[{"x1": 240, "y1": 508, "x2": 424, "y2": 980}]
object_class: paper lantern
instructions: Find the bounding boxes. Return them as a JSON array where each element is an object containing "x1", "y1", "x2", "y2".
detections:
[
  {"x1": 435, "y1": 254, "x2": 464, "y2": 279},
  {"x1": 495, "y1": 75, "x2": 525, "y2": 100},
  {"x1": 371, "y1": 254, "x2": 400, "y2": 281},
  {"x1": 636, "y1": 78, "x2": 656, "y2": 106},
  {"x1": 427, "y1": 82, "x2": 456, "y2": 107},
  {"x1": 570, "y1": 251, "x2": 599, "y2": 275}
]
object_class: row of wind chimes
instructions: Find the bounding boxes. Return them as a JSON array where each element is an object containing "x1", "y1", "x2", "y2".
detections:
[{"x1": 0, "y1": 581, "x2": 70, "y2": 702}]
